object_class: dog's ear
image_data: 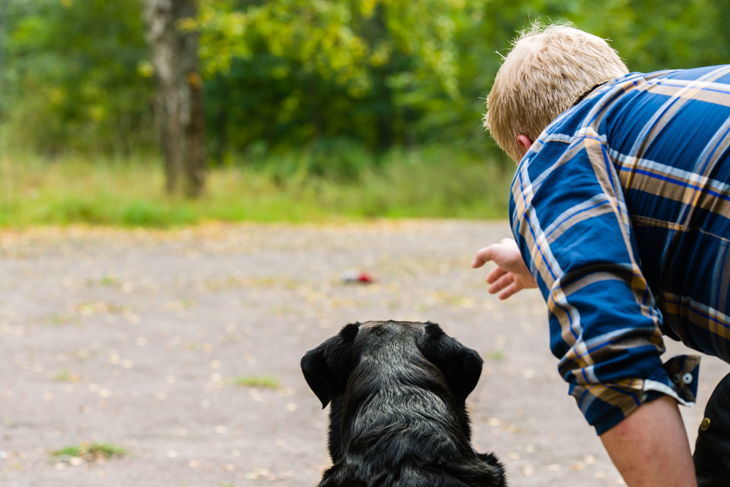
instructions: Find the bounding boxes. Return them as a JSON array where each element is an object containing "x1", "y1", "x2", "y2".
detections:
[
  {"x1": 300, "y1": 323, "x2": 360, "y2": 408},
  {"x1": 422, "y1": 322, "x2": 483, "y2": 401},
  {"x1": 301, "y1": 345, "x2": 333, "y2": 408}
]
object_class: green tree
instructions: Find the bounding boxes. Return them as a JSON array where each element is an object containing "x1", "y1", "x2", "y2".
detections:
[
  {"x1": 4, "y1": 0, "x2": 153, "y2": 154},
  {"x1": 2, "y1": 0, "x2": 727, "y2": 166}
]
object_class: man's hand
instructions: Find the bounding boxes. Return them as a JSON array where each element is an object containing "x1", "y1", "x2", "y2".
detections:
[{"x1": 471, "y1": 238, "x2": 537, "y2": 299}]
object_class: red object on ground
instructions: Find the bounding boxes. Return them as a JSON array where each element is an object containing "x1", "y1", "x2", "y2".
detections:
[
  {"x1": 357, "y1": 272, "x2": 374, "y2": 284},
  {"x1": 341, "y1": 271, "x2": 375, "y2": 284}
]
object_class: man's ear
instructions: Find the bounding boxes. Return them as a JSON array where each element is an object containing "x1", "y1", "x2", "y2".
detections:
[
  {"x1": 422, "y1": 323, "x2": 483, "y2": 402},
  {"x1": 515, "y1": 134, "x2": 534, "y2": 159},
  {"x1": 300, "y1": 323, "x2": 360, "y2": 408}
]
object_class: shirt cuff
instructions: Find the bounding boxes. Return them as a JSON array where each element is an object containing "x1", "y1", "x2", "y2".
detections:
[
  {"x1": 574, "y1": 354, "x2": 700, "y2": 435},
  {"x1": 643, "y1": 354, "x2": 700, "y2": 406}
]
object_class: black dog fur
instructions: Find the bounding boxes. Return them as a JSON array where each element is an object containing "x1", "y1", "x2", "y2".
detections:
[{"x1": 301, "y1": 320, "x2": 506, "y2": 487}]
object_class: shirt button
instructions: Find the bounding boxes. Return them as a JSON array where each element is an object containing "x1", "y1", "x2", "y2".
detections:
[
  {"x1": 682, "y1": 373, "x2": 693, "y2": 384},
  {"x1": 700, "y1": 417, "x2": 711, "y2": 431}
]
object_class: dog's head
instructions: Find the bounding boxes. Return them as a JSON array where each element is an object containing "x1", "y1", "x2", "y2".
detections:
[
  {"x1": 302, "y1": 322, "x2": 504, "y2": 485},
  {"x1": 300, "y1": 320, "x2": 483, "y2": 409}
]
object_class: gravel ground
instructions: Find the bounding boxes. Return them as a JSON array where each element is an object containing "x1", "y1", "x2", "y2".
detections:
[{"x1": 0, "y1": 221, "x2": 725, "y2": 487}]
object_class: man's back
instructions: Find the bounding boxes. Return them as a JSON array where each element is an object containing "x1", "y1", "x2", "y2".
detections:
[
  {"x1": 509, "y1": 64, "x2": 729, "y2": 433},
  {"x1": 559, "y1": 65, "x2": 729, "y2": 358}
]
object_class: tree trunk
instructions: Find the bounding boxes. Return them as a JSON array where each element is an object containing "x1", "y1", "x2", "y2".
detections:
[{"x1": 143, "y1": 0, "x2": 205, "y2": 197}]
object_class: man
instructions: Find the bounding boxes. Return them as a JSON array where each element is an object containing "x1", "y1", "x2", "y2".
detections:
[{"x1": 472, "y1": 23, "x2": 729, "y2": 486}]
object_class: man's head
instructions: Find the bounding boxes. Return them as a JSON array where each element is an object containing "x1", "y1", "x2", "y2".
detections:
[{"x1": 484, "y1": 23, "x2": 628, "y2": 161}]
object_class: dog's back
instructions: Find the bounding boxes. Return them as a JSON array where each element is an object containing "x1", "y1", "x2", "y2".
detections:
[{"x1": 302, "y1": 321, "x2": 506, "y2": 487}]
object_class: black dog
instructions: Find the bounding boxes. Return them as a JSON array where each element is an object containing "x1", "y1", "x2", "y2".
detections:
[{"x1": 301, "y1": 320, "x2": 506, "y2": 486}]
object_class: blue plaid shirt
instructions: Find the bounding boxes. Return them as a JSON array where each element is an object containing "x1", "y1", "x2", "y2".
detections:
[{"x1": 509, "y1": 65, "x2": 730, "y2": 434}]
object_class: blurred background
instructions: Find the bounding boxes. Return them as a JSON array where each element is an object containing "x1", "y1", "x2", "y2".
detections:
[
  {"x1": 0, "y1": 0, "x2": 727, "y2": 226},
  {"x1": 1, "y1": 3, "x2": 729, "y2": 486}
]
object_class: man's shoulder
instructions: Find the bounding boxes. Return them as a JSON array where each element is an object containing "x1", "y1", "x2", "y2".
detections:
[{"x1": 532, "y1": 65, "x2": 730, "y2": 153}]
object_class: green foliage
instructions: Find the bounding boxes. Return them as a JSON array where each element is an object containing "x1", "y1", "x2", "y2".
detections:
[
  {"x1": 1, "y1": 0, "x2": 727, "y2": 215},
  {"x1": 232, "y1": 375, "x2": 280, "y2": 389},
  {"x1": 4, "y1": 0, "x2": 728, "y2": 157},
  {"x1": 52, "y1": 442, "x2": 126, "y2": 461},
  {"x1": 485, "y1": 349, "x2": 506, "y2": 361},
  {"x1": 569, "y1": 0, "x2": 729, "y2": 71},
  {"x1": 0, "y1": 148, "x2": 512, "y2": 226},
  {"x1": 121, "y1": 202, "x2": 197, "y2": 227},
  {"x1": 52, "y1": 445, "x2": 83, "y2": 458},
  {"x1": 53, "y1": 370, "x2": 81, "y2": 382},
  {"x1": 3, "y1": 0, "x2": 153, "y2": 154}
]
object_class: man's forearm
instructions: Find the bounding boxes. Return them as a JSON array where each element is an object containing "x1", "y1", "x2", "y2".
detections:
[{"x1": 600, "y1": 395, "x2": 696, "y2": 487}]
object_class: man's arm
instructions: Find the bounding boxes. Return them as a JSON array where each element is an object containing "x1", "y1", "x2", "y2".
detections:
[
  {"x1": 476, "y1": 134, "x2": 701, "y2": 484},
  {"x1": 473, "y1": 238, "x2": 699, "y2": 486},
  {"x1": 473, "y1": 240, "x2": 698, "y2": 487},
  {"x1": 600, "y1": 396, "x2": 697, "y2": 487}
]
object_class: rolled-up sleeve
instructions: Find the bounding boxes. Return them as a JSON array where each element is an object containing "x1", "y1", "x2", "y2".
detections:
[{"x1": 509, "y1": 131, "x2": 698, "y2": 435}]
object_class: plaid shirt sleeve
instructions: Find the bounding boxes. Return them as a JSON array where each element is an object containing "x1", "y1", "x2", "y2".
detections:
[{"x1": 509, "y1": 129, "x2": 699, "y2": 435}]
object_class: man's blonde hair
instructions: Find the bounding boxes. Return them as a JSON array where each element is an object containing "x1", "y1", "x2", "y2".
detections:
[{"x1": 484, "y1": 23, "x2": 628, "y2": 161}]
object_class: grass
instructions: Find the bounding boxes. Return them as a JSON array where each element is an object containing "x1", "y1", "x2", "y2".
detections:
[
  {"x1": 86, "y1": 275, "x2": 120, "y2": 287},
  {"x1": 51, "y1": 442, "x2": 126, "y2": 461},
  {"x1": 232, "y1": 375, "x2": 280, "y2": 389},
  {"x1": 484, "y1": 349, "x2": 506, "y2": 361},
  {"x1": 0, "y1": 146, "x2": 513, "y2": 227},
  {"x1": 53, "y1": 370, "x2": 81, "y2": 383}
]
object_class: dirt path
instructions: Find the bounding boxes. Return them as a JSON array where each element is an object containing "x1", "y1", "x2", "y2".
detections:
[{"x1": 0, "y1": 221, "x2": 725, "y2": 487}]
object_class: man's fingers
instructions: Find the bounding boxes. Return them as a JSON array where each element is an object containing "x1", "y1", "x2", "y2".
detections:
[
  {"x1": 498, "y1": 282, "x2": 521, "y2": 300},
  {"x1": 488, "y1": 273, "x2": 514, "y2": 294},
  {"x1": 471, "y1": 246, "x2": 494, "y2": 268},
  {"x1": 486, "y1": 266, "x2": 507, "y2": 284}
]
